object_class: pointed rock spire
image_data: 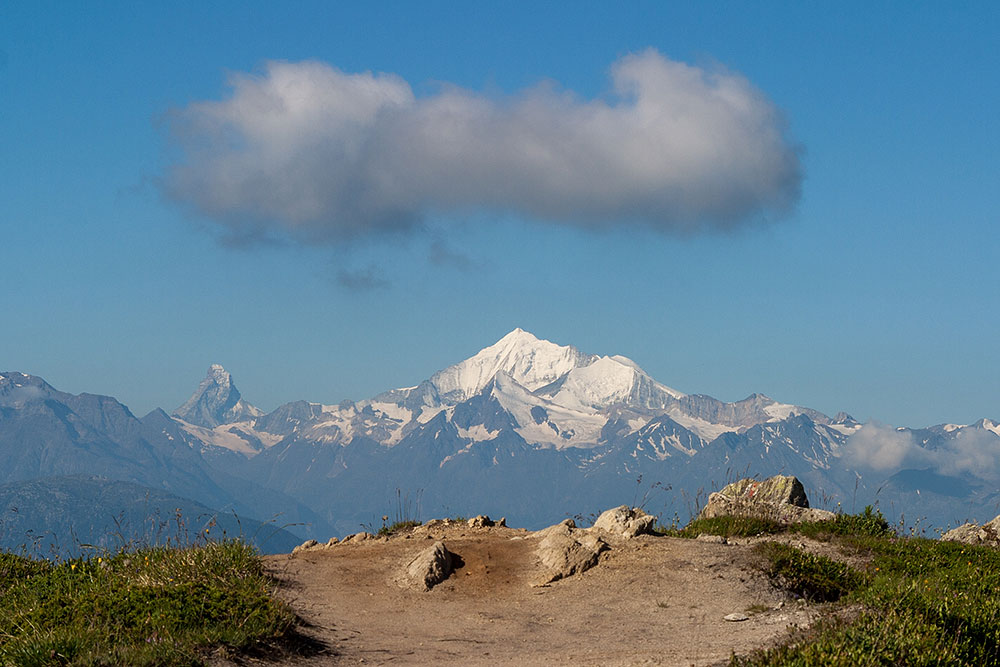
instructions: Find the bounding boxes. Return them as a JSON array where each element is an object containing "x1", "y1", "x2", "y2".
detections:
[{"x1": 173, "y1": 364, "x2": 262, "y2": 428}]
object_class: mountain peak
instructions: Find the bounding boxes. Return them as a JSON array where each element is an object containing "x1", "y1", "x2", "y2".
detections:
[
  {"x1": 173, "y1": 364, "x2": 262, "y2": 428},
  {"x1": 429, "y1": 330, "x2": 596, "y2": 402},
  {"x1": 0, "y1": 372, "x2": 61, "y2": 406},
  {"x1": 496, "y1": 327, "x2": 537, "y2": 343}
]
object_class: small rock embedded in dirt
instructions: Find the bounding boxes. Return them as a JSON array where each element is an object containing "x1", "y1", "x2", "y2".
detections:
[
  {"x1": 724, "y1": 613, "x2": 749, "y2": 622},
  {"x1": 467, "y1": 515, "x2": 495, "y2": 528},
  {"x1": 292, "y1": 539, "x2": 318, "y2": 555},
  {"x1": 696, "y1": 534, "x2": 728, "y2": 544},
  {"x1": 326, "y1": 537, "x2": 339, "y2": 547},
  {"x1": 592, "y1": 506, "x2": 656, "y2": 538},
  {"x1": 404, "y1": 541, "x2": 455, "y2": 591},
  {"x1": 343, "y1": 531, "x2": 373, "y2": 544}
]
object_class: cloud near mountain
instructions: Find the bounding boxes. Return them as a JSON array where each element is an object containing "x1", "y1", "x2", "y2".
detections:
[
  {"x1": 163, "y1": 49, "x2": 801, "y2": 243},
  {"x1": 844, "y1": 421, "x2": 1000, "y2": 481}
]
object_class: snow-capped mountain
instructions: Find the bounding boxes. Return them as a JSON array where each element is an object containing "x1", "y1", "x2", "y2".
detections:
[
  {"x1": 173, "y1": 364, "x2": 263, "y2": 428},
  {"x1": 3, "y1": 329, "x2": 997, "y2": 541},
  {"x1": 197, "y1": 328, "x2": 834, "y2": 458}
]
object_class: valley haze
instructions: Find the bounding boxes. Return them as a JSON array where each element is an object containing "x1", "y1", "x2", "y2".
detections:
[{"x1": 2, "y1": 329, "x2": 997, "y2": 554}]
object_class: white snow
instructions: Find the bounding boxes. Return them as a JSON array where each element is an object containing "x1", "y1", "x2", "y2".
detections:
[
  {"x1": 828, "y1": 422, "x2": 863, "y2": 436},
  {"x1": 456, "y1": 424, "x2": 499, "y2": 442},
  {"x1": 943, "y1": 423, "x2": 966, "y2": 432},
  {"x1": 176, "y1": 420, "x2": 261, "y2": 457},
  {"x1": 429, "y1": 328, "x2": 596, "y2": 401},
  {"x1": 981, "y1": 419, "x2": 1000, "y2": 437},
  {"x1": 549, "y1": 356, "x2": 639, "y2": 411},
  {"x1": 764, "y1": 402, "x2": 799, "y2": 420},
  {"x1": 664, "y1": 409, "x2": 736, "y2": 442},
  {"x1": 489, "y1": 372, "x2": 606, "y2": 448}
]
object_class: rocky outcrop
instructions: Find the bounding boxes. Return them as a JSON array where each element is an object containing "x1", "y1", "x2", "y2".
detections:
[
  {"x1": 699, "y1": 475, "x2": 835, "y2": 524},
  {"x1": 467, "y1": 515, "x2": 495, "y2": 528},
  {"x1": 404, "y1": 541, "x2": 455, "y2": 591},
  {"x1": 592, "y1": 505, "x2": 656, "y2": 538},
  {"x1": 292, "y1": 539, "x2": 319, "y2": 555},
  {"x1": 534, "y1": 519, "x2": 608, "y2": 585},
  {"x1": 942, "y1": 515, "x2": 1000, "y2": 546}
]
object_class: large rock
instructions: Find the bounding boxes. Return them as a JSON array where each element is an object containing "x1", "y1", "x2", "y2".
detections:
[
  {"x1": 536, "y1": 529, "x2": 608, "y2": 585},
  {"x1": 592, "y1": 505, "x2": 656, "y2": 538},
  {"x1": 942, "y1": 515, "x2": 1000, "y2": 546},
  {"x1": 699, "y1": 475, "x2": 835, "y2": 524},
  {"x1": 404, "y1": 541, "x2": 455, "y2": 591}
]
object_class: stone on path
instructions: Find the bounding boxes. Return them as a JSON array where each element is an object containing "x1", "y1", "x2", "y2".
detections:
[
  {"x1": 592, "y1": 505, "x2": 656, "y2": 538},
  {"x1": 404, "y1": 541, "x2": 455, "y2": 591}
]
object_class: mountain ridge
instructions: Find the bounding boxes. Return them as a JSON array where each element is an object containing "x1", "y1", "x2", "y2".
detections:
[{"x1": 2, "y1": 329, "x2": 998, "y2": 540}]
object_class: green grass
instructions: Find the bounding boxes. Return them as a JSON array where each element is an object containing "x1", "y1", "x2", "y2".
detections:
[
  {"x1": 0, "y1": 540, "x2": 294, "y2": 666},
  {"x1": 376, "y1": 519, "x2": 422, "y2": 537},
  {"x1": 732, "y1": 519, "x2": 1000, "y2": 665},
  {"x1": 658, "y1": 514, "x2": 785, "y2": 538},
  {"x1": 661, "y1": 505, "x2": 892, "y2": 542},
  {"x1": 755, "y1": 542, "x2": 860, "y2": 602}
]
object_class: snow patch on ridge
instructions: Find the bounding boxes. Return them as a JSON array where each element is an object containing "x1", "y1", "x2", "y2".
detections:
[
  {"x1": 665, "y1": 409, "x2": 737, "y2": 442},
  {"x1": 489, "y1": 372, "x2": 605, "y2": 448}
]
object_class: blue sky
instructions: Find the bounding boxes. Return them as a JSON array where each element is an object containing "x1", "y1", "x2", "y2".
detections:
[{"x1": 2, "y1": 2, "x2": 998, "y2": 426}]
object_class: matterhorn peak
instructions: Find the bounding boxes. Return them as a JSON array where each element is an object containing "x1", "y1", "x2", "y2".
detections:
[{"x1": 173, "y1": 364, "x2": 262, "y2": 428}]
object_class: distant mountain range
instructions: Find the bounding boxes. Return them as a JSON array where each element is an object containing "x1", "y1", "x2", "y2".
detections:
[{"x1": 2, "y1": 329, "x2": 997, "y2": 551}]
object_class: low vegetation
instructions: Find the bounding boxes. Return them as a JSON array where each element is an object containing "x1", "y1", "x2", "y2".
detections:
[
  {"x1": 377, "y1": 519, "x2": 422, "y2": 537},
  {"x1": 702, "y1": 507, "x2": 1000, "y2": 666},
  {"x1": 0, "y1": 540, "x2": 294, "y2": 666},
  {"x1": 661, "y1": 504, "x2": 892, "y2": 541}
]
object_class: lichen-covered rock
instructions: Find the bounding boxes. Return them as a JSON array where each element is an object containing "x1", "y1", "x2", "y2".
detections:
[
  {"x1": 404, "y1": 541, "x2": 454, "y2": 590},
  {"x1": 592, "y1": 505, "x2": 656, "y2": 538},
  {"x1": 699, "y1": 475, "x2": 835, "y2": 524},
  {"x1": 720, "y1": 476, "x2": 809, "y2": 507},
  {"x1": 942, "y1": 515, "x2": 1000, "y2": 546}
]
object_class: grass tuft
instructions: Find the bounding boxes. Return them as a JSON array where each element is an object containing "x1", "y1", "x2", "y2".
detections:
[{"x1": 376, "y1": 519, "x2": 422, "y2": 537}]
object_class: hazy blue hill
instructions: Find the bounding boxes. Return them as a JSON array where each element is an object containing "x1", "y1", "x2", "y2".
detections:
[{"x1": 0, "y1": 475, "x2": 302, "y2": 557}]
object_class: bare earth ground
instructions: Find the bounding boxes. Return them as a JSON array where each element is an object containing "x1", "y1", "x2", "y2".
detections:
[{"x1": 247, "y1": 524, "x2": 829, "y2": 666}]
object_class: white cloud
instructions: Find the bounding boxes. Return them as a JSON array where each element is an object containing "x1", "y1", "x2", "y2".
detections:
[
  {"x1": 937, "y1": 429, "x2": 1000, "y2": 479},
  {"x1": 843, "y1": 422, "x2": 929, "y2": 471},
  {"x1": 844, "y1": 422, "x2": 1000, "y2": 481},
  {"x1": 163, "y1": 50, "x2": 801, "y2": 243}
]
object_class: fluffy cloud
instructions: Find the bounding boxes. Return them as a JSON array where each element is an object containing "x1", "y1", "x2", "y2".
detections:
[
  {"x1": 842, "y1": 423, "x2": 930, "y2": 471},
  {"x1": 162, "y1": 50, "x2": 801, "y2": 243},
  {"x1": 844, "y1": 422, "x2": 1000, "y2": 481}
]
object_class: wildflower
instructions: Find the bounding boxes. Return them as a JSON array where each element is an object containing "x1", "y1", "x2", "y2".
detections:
[{"x1": 71, "y1": 563, "x2": 76, "y2": 570}]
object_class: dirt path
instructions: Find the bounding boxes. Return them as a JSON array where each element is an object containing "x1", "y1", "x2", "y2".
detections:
[{"x1": 257, "y1": 524, "x2": 822, "y2": 666}]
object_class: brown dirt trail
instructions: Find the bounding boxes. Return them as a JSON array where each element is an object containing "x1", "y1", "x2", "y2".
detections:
[{"x1": 250, "y1": 524, "x2": 821, "y2": 666}]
